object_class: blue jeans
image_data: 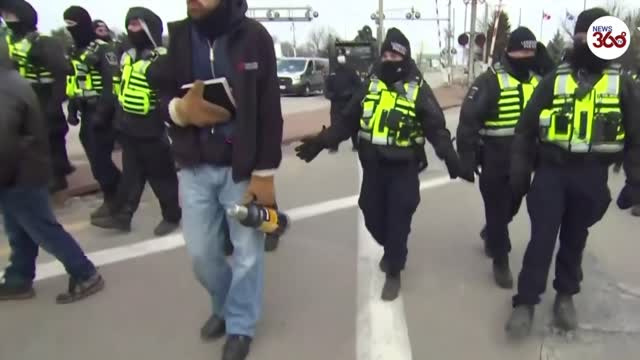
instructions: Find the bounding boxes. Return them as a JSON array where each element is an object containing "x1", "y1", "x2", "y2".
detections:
[
  {"x1": 0, "y1": 187, "x2": 96, "y2": 286},
  {"x1": 178, "y1": 165, "x2": 264, "y2": 337}
]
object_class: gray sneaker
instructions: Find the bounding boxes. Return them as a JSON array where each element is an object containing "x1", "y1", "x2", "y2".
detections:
[{"x1": 381, "y1": 273, "x2": 401, "y2": 301}]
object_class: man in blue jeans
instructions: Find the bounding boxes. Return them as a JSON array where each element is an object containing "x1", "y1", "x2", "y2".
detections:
[
  {"x1": 151, "y1": 0, "x2": 283, "y2": 359},
  {"x1": 0, "y1": 36, "x2": 104, "y2": 303}
]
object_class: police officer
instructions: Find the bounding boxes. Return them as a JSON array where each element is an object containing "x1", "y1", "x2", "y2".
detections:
[
  {"x1": 296, "y1": 28, "x2": 461, "y2": 301},
  {"x1": 92, "y1": 7, "x2": 181, "y2": 236},
  {"x1": 325, "y1": 48, "x2": 362, "y2": 152},
  {"x1": 616, "y1": 65, "x2": 640, "y2": 217},
  {"x1": 63, "y1": 6, "x2": 121, "y2": 221},
  {"x1": 505, "y1": 8, "x2": 640, "y2": 338},
  {"x1": 456, "y1": 27, "x2": 547, "y2": 289},
  {"x1": 2, "y1": 0, "x2": 74, "y2": 193}
]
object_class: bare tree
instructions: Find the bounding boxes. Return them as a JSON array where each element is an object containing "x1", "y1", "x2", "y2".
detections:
[
  {"x1": 281, "y1": 41, "x2": 295, "y2": 57},
  {"x1": 307, "y1": 26, "x2": 340, "y2": 57}
]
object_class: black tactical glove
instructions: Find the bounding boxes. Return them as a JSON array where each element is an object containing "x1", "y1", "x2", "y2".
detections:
[
  {"x1": 295, "y1": 127, "x2": 327, "y2": 163},
  {"x1": 510, "y1": 171, "x2": 532, "y2": 202},
  {"x1": 444, "y1": 152, "x2": 461, "y2": 180},
  {"x1": 66, "y1": 100, "x2": 80, "y2": 126},
  {"x1": 458, "y1": 152, "x2": 477, "y2": 183}
]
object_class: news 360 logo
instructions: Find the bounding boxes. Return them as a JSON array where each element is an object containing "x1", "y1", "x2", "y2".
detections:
[{"x1": 587, "y1": 16, "x2": 631, "y2": 60}]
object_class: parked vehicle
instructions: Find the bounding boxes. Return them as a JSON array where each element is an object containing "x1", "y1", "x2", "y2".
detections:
[{"x1": 277, "y1": 57, "x2": 329, "y2": 96}]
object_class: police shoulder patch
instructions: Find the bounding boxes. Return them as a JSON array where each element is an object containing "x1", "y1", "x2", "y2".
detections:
[
  {"x1": 467, "y1": 86, "x2": 479, "y2": 100},
  {"x1": 105, "y1": 52, "x2": 118, "y2": 66}
]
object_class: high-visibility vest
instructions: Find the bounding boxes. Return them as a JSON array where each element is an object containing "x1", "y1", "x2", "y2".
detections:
[
  {"x1": 481, "y1": 63, "x2": 540, "y2": 136},
  {"x1": 66, "y1": 40, "x2": 107, "y2": 98},
  {"x1": 358, "y1": 77, "x2": 425, "y2": 147},
  {"x1": 539, "y1": 63, "x2": 625, "y2": 153},
  {"x1": 116, "y1": 47, "x2": 166, "y2": 115},
  {"x1": 5, "y1": 33, "x2": 54, "y2": 84}
]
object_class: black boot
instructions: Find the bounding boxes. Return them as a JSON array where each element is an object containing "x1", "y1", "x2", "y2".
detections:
[
  {"x1": 200, "y1": 315, "x2": 225, "y2": 341},
  {"x1": 505, "y1": 305, "x2": 534, "y2": 339},
  {"x1": 379, "y1": 257, "x2": 388, "y2": 273},
  {"x1": 91, "y1": 212, "x2": 132, "y2": 232},
  {"x1": 154, "y1": 220, "x2": 180, "y2": 237},
  {"x1": 632, "y1": 205, "x2": 640, "y2": 217},
  {"x1": 381, "y1": 272, "x2": 401, "y2": 301},
  {"x1": 492, "y1": 258, "x2": 513, "y2": 289},
  {"x1": 553, "y1": 294, "x2": 578, "y2": 331},
  {"x1": 90, "y1": 193, "x2": 118, "y2": 220},
  {"x1": 480, "y1": 226, "x2": 491, "y2": 258},
  {"x1": 0, "y1": 281, "x2": 35, "y2": 301},
  {"x1": 222, "y1": 335, "x2": 252, "y2": 360}
]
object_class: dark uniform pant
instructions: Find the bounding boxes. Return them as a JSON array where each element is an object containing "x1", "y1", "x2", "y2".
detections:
[
  {"x1": 479, "y1": 172, "x2": 522, "y2": 259},
  {"x1": 48, "y1": 110, "x2": 73, "y2": 180},
  {"x1": 514, "y1": 165, "x2": 611, "y2": 306},
  {"x1": 78, "y1": 103, "x2": 121, "y2": 196},
  {"x1": 118, "y1": 134, "x2": 181, "y2": 222},
  {"x1": 359, "y1": 159, "x2": 420, "y2": 274},
  {"x1": 330, "y1": 101, "x2": 358, "y2": 150}
]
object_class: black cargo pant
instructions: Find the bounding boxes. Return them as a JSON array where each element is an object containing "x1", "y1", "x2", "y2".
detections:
[
  {"x1": 118, "y1": 134, "x2": 181, "y2": 223},
  {"x1": 330, "y1": 100, "x2": 358, "y2": 150},
  {"x1": 78, "y1": 101, "x2": 121, "y2": 197},
  {"x1": 479, "y1": 171, "x2": 522, "y2": 260},
  {"x1": 359, "y1": 158, "x2": 420, "y2": 274},
  {"x1": 513, "y1": 164, "x2": 611, "y2": 306}
]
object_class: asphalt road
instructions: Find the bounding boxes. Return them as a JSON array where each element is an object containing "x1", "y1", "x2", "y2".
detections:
[{"x1": 1, "y1": 108, "x2": 640, "y2": 360}]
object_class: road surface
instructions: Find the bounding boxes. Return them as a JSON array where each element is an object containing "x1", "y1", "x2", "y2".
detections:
[{"x1": 1, "y1": 108, "x2": 640, "y2": 360}]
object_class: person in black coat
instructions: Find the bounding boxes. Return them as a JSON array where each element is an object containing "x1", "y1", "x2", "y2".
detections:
[
  {"x1": 1, "y1": 0, "x2": 74, "y2": 193},
  {"x1": 0, "y1": 36, "x2": 104, "y2": 303},
  {"x1": 325, "y1": 48, "x2": 362, "y2": 151}
]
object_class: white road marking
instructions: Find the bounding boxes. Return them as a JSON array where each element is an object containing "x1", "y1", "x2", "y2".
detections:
[
  {"x1": 4, "y1": 175, "x2": 455, "y2": 284},
  {"x1": 356, "y1": 168, "x2": 450, "y2": 359}
]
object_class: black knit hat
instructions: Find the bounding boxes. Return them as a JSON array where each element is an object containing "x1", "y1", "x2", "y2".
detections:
[
  {"x1": 381, "y1": 28, "x2": 411, "y2": 59},
  {"x1": 3, "y1": 0, "x2": 37, "y2": 30},
  {"x1": 92, "y1": 19, "x2": 109, "y2": 30},
  {"x1": 507, "y1": 27, "x2": 537, "y2": 52},
  {"x1": 574, "y1": 7, "x2": 609, "y2": 34}
]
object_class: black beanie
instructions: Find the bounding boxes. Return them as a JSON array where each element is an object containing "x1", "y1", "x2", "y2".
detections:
[
  {"x1": 506, "y1": 27, "x2": 537, "y2": 52},
  {"x1": 3, "y1": 0, "x2": 37, "y2": 30},
  {"x1": 381, "y1": 28, "x2": 411, "y2": 59},
  {"x1": 574, "y1": 8, "x2": 609, "y2": 34}
]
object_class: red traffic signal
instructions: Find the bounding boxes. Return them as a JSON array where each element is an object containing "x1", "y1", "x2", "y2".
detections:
[
  {"x1": 475, "y1": 33, "x2": 487, "y2": 47},
  {"x1": 458, "y1": 33, "x2": 469, "y2": 46}
]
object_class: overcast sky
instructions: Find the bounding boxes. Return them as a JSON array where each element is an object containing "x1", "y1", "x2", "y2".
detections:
[{"x1": 27, "y1": 0, "x2": 633, "y2": 56}]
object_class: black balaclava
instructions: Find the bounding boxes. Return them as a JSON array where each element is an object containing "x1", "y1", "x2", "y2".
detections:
[
  {"x1": 92, "y1": 19, "x2": 112, "y2": 42},
  {"x1": 64, "y1": 6, "x2": 95, "y2": 48},
  {"x1": 571, "y1": 8, "x2": 610, "y2": 73},
  {"x1": 3, "y1": 0, "x2": 37, "y2": 37},
  {"x1": 125, "y1": 7, "x2": 163, "y2": 51},
  {"x1": 505, "y1": 27, "x2": 538, "y2": 81},
  {"x1": 379, "y1": 27, "x2": 412, "y2": 84}
]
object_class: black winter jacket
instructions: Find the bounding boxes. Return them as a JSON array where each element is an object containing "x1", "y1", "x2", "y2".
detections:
[
  {"x1": 151, "y1": 0, "x2": 283, "y2": 181},
  {"x1": 0, "y1": 38, "x2": 51, "y2": 188}
]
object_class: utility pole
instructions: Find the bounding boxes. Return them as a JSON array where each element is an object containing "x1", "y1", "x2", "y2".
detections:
[
  {"x1": 584, "y1": 0, "x2": 587, "y2": 10},
  {"x1": 292, "y1": 22, "x2": 297, "y2": 57},
  {"x1": 467, "y1": 0, "x2": 478, "y2": 84},
  {"x1": 483, "y1": 1, "x2": 489, "y2": 63},
  {"x1": 447, "y1": 0, "x2": 453, "y2": 83},
  {"x1": 378, "y1": 0, "x2": 385, "y2": 50}
]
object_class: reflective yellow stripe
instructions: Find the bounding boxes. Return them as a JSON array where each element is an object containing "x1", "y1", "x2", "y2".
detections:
[{"x1": 6, "y1": 34, "x2": 54, "y2": 84}]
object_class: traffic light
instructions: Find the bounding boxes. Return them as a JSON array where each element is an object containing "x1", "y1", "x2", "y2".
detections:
[
  {"x1": 474, "y1": 33, "x2": 486, "y2": 48},
  {"x1": 458, "y1": 33, "x2": 469, "y2": 46}
]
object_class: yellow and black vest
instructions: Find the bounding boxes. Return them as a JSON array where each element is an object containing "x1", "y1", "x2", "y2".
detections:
[
  {"x1": 116, "y1": 47, "x2": 166, "y2": 116},
  {"x1": 66, "y1": 40, "x2": 106, "y2": 99},
  {"x1": 480, "y1": 63, "x2": 540, "y2": 137},
  {"x1": 358, "y1": 77, "x2": 425, "y2": 147},
  {"x1": 5, "y1": 33, "x2": 54, "y2": 84},
  {"x1": 539, "y1": 63, "x2": 625, "y2": 153}
]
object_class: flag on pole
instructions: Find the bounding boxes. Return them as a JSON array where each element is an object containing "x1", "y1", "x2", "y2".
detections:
[
  {"x1": 566, "y1": 11, "x2": 575, "y2": 21},
  {"x1": 542, "y1": 12, "x2": 551, "y2": 20}
]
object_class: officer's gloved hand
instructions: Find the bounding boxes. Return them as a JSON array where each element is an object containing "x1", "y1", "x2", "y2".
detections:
[
  {"x1": 458, "y1": 152, "x2": 477, "y2": 183},
  {"x1": 443, "y1": 152, "x2": 461, "y2": 180},
  {"x1": 295, "y1": 127, "x2": 327, "y2": 163},
  {"x1": 617, "y1": 184, "x2": 633, "y2": 210},
  {"x1": 510, "y1": 171, "x2": 532, "y2": 201}
]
